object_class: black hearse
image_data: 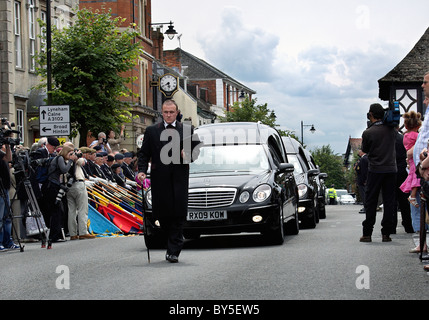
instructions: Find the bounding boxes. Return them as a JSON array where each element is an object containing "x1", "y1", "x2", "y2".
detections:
[
  {"x1": 143, "y1": 122, "x2": 299, "y2": 247},
  {"x1": 282, "y1": 136, "x2": 320, "y2": 228}
]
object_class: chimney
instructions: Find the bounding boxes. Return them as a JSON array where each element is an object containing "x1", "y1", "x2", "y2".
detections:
[{"x1": 152, "y1": 28, "x2": 164, "y2": 62}]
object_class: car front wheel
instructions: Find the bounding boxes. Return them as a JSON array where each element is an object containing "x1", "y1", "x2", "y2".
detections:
[
  {"x1": 285, "y1": 207, "x2": 299, "y2": 235},
  {"x1": 263, "y1": 205, "x2": 285, "y2": 245}
]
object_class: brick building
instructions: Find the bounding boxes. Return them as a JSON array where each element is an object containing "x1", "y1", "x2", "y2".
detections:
[
  {"x1": 1, "y1": 0, "x2": 256, "y2": 150},
  {"x1": 0, "y1": 0, "x2": 79, "y2": 145},
  {"x1": 163, "y1": 48, "x2": 256, "y2": 124},
  {"x1": 79, "y1": 0, "x2": 160, "y2": 150}
]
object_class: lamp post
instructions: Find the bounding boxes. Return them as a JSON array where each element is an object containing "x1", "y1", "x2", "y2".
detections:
[
  {"x1": 226, "y1": 87, "x2": 245, "y2": 111},
  {"x1": 301, "y1": 121, "x2": 316, "y2": 146},
  {"x1": 149, "y1": 21, "x2": 178, "y2": 40},
  {"x1": 46, "y1": 0, "x2": 52, "y2": 104}
]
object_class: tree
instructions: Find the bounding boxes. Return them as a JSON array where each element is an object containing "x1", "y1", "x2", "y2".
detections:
[
  {"x1": 36, "y1": 8, "x2": 143, "y2": 146},
  {"x1": 221, "y1": 96, "x2": 276, "y2": 125},
  {"x1": 311, "y1": 145, "x2": 347, "y2": 189},
  {"x1": 220, "y1": 96, "x2": 299, "y2": 140}
]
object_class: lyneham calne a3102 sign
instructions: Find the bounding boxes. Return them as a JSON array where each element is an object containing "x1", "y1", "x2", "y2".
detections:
[{"x1": 39, "y1": 105, "x2": 70, "y2": 137}]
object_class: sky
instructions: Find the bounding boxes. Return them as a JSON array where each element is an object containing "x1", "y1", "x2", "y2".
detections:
[{"x1": 152, "y1": 0, "x2": 429, "y2": 155}]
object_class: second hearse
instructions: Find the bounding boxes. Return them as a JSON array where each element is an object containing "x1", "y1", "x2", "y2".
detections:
[
  {"x1": 282, "y1": 136, "x2": 320, "y2": 228},
  {"x1": 143, "y1": 122, "x2": 299, "y2": 247}
]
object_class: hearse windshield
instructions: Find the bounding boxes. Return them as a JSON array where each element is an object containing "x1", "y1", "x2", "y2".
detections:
[{"x1": 190, "y1": 144, "x2": 270, "y2": 174}]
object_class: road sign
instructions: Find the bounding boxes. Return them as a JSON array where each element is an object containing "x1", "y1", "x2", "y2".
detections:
[
  {"x1": 40, "y1": 123, "x2": 70, "y2": 136},
  {"x1": 39, "y1": 105, "x2": 70, "y2": 136}
]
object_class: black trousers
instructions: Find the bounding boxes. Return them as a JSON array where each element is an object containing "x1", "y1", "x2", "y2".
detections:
[
  {"x1": 358, "y1": 184, "x2": 366, "y2": 205},
  {"x1": 363, "y1": 172, "x2": 396, "y2": 236},
  {"x1": 41, "y1": 182, "x2": 64, "y2": 241},
  {"x1": 394, "y1": 168, "x2": 413, "y2": 232},
  {"x1": 159, "y1": 216, "x2": 185, "y2": 256}
]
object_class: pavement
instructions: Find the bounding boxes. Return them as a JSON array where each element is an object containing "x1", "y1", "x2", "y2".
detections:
[{"x1": 1, "y1": 204, "x2": 429, "y2": 300}]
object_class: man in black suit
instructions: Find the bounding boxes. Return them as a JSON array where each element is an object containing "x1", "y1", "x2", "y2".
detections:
[
  {"x1": 121, "y1": 152, "x2": 135, "y2": 181},
  {"x1": 137, "y1": 100, "x2": 200, "y2": 263}
]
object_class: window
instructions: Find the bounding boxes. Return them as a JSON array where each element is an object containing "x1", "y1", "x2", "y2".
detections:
[
  {"x1": 28, "y1": 0, "x2": 36, "y2": 71},
  {"x1": 16, "y1": 109, "x2": 24, "y2": 144},
  {"x1": 40, "y1": 11, "x2": 47, "y2": 52},
  {"x1": 139, "y1": 59, "x2": 147, "y2": 105},
  {"x1": 191, "y1": 145, "x2": 270, "y2": 174},
  {"x1": 53, "y1": 17, "x2": 59, "y2": 29},
  {"x1": 14, "y1": 1, "x2": 22, "y2": 68},
  {"x1": 139, "y1": 0, "x2": 147, "y2": 37}
]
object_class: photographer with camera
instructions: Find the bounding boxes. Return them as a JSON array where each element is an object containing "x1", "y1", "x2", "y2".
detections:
[
  {"x1": 31, "y1": 137, "x2": 60, "y2": 227},
  {"x1": 89, "y1": 132, "x2": 112, "y2": 154},
  {"x1": 0, "y1": 140, "x2": 19, "y2": 252},
  {"x1": 67, "y1": 149, "x2": 94, "y2": 240},
  {"x1": 360, "y1": 103, "x2": 397, "y2": 243},
  {"x1": 41, "y1": 145, "x2": 74, "y2": 247}
]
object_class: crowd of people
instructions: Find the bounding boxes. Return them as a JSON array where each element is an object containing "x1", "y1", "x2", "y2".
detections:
[
  {"x1": 0, "y1": 126, "x2": 147, "y2": 251},
  {"x1": 356, "y1": 71, "x2": 429, "y2": 271}
]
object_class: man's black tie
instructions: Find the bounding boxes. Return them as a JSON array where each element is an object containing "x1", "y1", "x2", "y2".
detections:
[{"x1": 166, "y1": 124, "x2": 175, "y2": 157}]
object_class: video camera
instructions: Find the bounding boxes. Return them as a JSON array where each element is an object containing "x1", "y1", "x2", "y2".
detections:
[
  {"x1": 0, "y1": 118, "x2": 21, "y2": 148},
  {"x1": 383, "y1": 101, "x2": 401, "y2": 127},
  {"x1": 0, "y1": 118, "x2": 21, "y2": 160}
]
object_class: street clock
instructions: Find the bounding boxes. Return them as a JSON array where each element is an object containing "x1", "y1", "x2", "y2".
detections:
[{"x1": 159, "y1": 73, "x2": 179, "y2": 98}]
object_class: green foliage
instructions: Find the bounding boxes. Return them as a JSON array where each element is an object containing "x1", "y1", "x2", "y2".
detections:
[
  {"x1": 35, "y1": 8, "x2": 143, "y2": 145},
  {"x1": 220, "y1": 96, "x2": 276, "y2": 125},
  {"x1": 220, "y1": 96, "x2": 299, "y2": 139},
  {"x1": 311, "y1": 145, "x2": 346, "y2": 188}
]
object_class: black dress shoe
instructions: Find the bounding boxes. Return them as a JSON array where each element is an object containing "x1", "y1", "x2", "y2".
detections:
[
  {"x1": 166, "y1": 254, "x2": 179, "y2": 263},
  {"x1": 382, "y1": 235, "x2": 392, "y2": 242},
  {"x1": 360, "y1": 235, "x2": 372, "y2": 242},
  {"x1": 404, "y1": 226, "x2": 415, "y2": 233}
]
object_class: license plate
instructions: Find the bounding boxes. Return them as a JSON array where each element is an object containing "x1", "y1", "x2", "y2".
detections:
[{"x1": 187, "y1": 210, "x2": 227, "y2": 221}]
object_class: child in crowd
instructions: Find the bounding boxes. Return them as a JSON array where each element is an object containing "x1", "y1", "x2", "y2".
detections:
[{"x1": 400, "y1": 111, "x2": 422, "y2": 208}]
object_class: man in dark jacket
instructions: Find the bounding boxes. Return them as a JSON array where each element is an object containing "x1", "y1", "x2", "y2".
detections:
[
  {"x1": 137, "y1": 100, "x2": 200, "y2": 263},
  {"x1": 354, "y1": 150, "x2": 368, "y2": 213},
  {"x1": 121, "y1": 152, "x2": 135, "y2": 181},
  {"x1": 360, "y1": 103, "x2": 397, "y2": 242}
]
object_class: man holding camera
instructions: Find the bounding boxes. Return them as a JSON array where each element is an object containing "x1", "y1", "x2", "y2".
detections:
[
  {"x1": 89, "y1": 132, "x2": 112, "y2": 154},
  {"x1": 360, "y1": 103, "x2": 397, "y2": 243}
]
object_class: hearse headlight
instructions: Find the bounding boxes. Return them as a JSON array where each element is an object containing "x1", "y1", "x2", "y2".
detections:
[
  {"x1": 239, "y1": 191, "x2": 250, "y2": 203},
  {"x1": 297, "y1": 184, "x2": 308, "y2": 199},
  {"x1": 145, "y1": 189, "x2": 152, "y2": 206},
  {"x1": 253, "y1": 184, "x2": 272, "y2": 203}
]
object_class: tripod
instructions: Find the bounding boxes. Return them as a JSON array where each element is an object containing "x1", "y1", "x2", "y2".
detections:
[
  {"x1": 10, "y1": 151, "x2": 49, "y2": 250},
  {"x1": 19, "y1": 179, "x2": 49, "y2": 249}
]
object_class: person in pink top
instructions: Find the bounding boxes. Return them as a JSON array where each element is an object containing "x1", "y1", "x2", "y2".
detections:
[{"x1": 400, "y1": 111, "x2": 422, "y2": 208}]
